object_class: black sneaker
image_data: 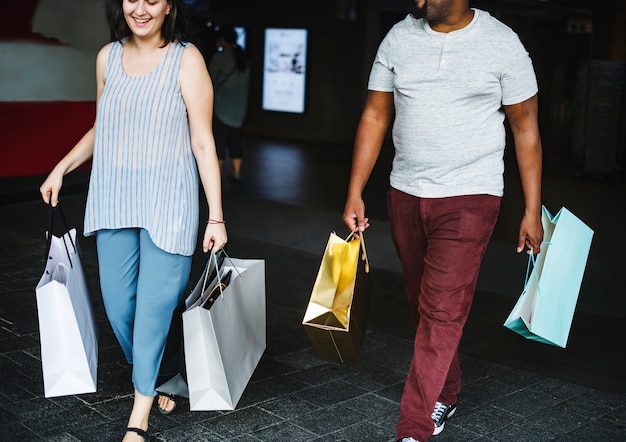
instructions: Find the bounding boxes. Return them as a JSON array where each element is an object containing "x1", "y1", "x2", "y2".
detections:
[{"x1": 431, "y1": 401, "x2": 456, "y2": 436}]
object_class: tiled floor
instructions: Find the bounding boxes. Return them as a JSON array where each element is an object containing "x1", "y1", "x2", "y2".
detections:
[{"x1": 0, "y1": 136, "x2": 625, "y2": 441}]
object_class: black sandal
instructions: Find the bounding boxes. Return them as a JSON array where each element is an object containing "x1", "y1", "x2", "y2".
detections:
[
  {"x1": 157, "y1": 393, "x2": 177, "y2": 415},
  {"x1": 126, "y1": 427, "x2": 148, "y2": 440}
]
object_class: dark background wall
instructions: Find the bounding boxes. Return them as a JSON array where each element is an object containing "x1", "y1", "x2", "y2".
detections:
[
  {"x1": 201, "y1": 0, "x2": 600, "y2": 156},
  {"x1": 205, "y1": 0, "x2": 367, "y2": 143}
]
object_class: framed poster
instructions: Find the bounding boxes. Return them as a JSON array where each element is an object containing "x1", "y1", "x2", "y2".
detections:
[{"x1": 262, "y1": 28, "x2": 308, "y2": 114}]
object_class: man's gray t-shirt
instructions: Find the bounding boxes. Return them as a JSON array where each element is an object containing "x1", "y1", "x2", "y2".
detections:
[{"x1": 368, "y1": 9, "x2": 538, "y2": 198}]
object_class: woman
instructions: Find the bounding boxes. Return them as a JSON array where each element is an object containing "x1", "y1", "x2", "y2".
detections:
[{"x1": 39, "y1": 1, "x2": 227, "y2": 440}]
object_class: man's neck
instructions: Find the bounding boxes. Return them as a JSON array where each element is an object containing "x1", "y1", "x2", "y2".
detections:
[{"x1": 429, "y1": 8, "x2": 474, "y2": 33}]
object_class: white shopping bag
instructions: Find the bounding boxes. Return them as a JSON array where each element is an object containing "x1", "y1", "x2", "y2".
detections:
[
  {"x1": 35, "y1": 227, "x2": 98, "y2": 397},
  {"x1": 183, "y1": 255, "x2": 265, "y2": 411}
]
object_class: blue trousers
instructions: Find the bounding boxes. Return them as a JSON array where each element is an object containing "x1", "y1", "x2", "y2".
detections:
[{"x1": 96, "y1": 229, "x2": 192, "y2": 396}]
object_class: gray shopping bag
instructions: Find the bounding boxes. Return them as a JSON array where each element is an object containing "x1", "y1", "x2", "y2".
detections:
[{"x1": 183, "y1": 255, "x2": 265, "y2": 410}]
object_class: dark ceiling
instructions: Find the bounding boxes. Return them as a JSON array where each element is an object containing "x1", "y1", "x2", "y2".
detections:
[
  {"x1": 192, "y1": 0, "x2": 594, "y2": 22},
  {"x1": 472, "y1": 0, "x2": 592, "y2": 20}
]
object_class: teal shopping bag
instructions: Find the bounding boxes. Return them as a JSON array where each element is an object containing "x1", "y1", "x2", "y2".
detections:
[{"x1": 504, "y1": 206, "x2": 593, "y2": 348}]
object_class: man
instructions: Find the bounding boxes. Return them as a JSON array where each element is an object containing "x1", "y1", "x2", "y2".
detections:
[{"x1": 342, "y1": 1, "x2": 543, "y2": 441}]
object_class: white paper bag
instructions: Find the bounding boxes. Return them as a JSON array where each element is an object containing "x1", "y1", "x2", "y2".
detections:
[
  {"x1": 35, "y1": 228, "x2": 98, "y2": 397},
  {"x1": 183, "y1": 257, "x2": 265, "y2": 411}
]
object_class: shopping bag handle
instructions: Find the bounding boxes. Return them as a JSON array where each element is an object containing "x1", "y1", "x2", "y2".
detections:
[
  {"x1": 523, "y1": 241, "x2": 552, "y2": 291},
  {"x1": 202, "y1": 269, "x2": 233, "y2": 310},
  {"x1": 200, "y1": 248, "x2": 242, "y2": 296},
  {"x1": 44, "y1": 202, "x2": 77, "y2": 269},
  {"x1": 345, "y1": 230, "x2": 370, "y2": 273}
]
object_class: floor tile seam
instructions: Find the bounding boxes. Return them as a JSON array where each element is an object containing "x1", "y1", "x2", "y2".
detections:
[
  {"x1": 206, "y1": 420, "x2": 295, "y2": 441},
  {"x1": 296, "y1": 394, "x2": 390, "y2": 422},
  {"x1": 459, "y1": 387, "x2": 563, "y2": 418},
  {"x1": 28, "y1": 415, "x2": 110, "y2": 440},
  {"x1": 340, "y1": 377, "x2": 406, "y2": 396},
  {"x1": 290, "y1": 381, "x2": 362, "y2": 402},
  {"x1": 8, "y1": 422, "x2": 51, "y2": 441},
  {"x1": 558, "y1": 409, "x2": 618, "y2": 428},
  {"x1": 341, "y1": 391, "x2": 402, "y2": 412},
  {"x1": 255, "y1": 395, "x2": 320, "y2": 416},
  {"x1": 64, "y1": 401, "x2": 120, "y2": 427},
  {"x1": 199, "y1": 409, "x2": 290, "y2": 440},
  {"x1": 243, "y1": 408, "x2": 320, "y2": 436},
  {"x1": 461, "y1": 372, "x2": 522, "y2": 387},
  {"x1": 0, "y1": 271, "x2": 38, "y2": 281},
  {"x1": 467, "y1": 422, "x2": 547, "y2": 440},
  {"x1": 525, "y1": 383, "x2": 592, "y2": 402},
  {"x1": 0, "y1": 283, "x2": 40, "y2": 295},
  {"x1": 295, "y1": 394, "x2": 373, "y2": 418},
  {"x1": 309, "y1": 376, "x2": 375, "y2": 393},
  {"x1": 268, "y1": 374, "x2": 320, "y2": 389},
  {"x1": 330, "y1": 418, "x2": 396, "y2": 437},
  {"x1": 2, "y1": 351, "x2": 43, "y2": 373},
  {"x1": 264, "y1": 298, "x2": 312, "y2": 319},
  {"x1": 79, "y1": 393, "x2": 135, "y2": 407},
  {"x1": 166, "y1": 415, "x2": 223, "y2": 431},
  {"x1": 553, "y1": 396, "x2": 626, "y2": 420},
  {"x1": 468, "y1": 401, "x2": 525, "y2": 420},
  {"x1": 251, "y1": 373, "x2": 331, "y2": 393},
  {"x1": 488, "y1": 399, "x2": 554, "y2": 419},
  {"x1": 4, "y1": 333, "x2": 42, "y2": 347},
  {"x1": 250, "y1": 366, "x2": 312, "y2": 385},
  {"x1": 444, "y1": 420, "x2": 483, "y2": 437},
  {"x1": 150, "y1": 423, "x2": 226, "y2": 440},
  {"x1": 263, "y1": 360, "x2": 327, "y2": 376},
  {"x1": 513, "y1": 410, "x2": 591, "y2": 433},
  {"x1": 0, "y1": 325, "x2": 21, "y2": 338},
  {"x1": 460, "y1": 376, "x2": 525, "y2": 397},
  {"x1": 452, "y1": 415, "x2": 521, "y2": 439}
]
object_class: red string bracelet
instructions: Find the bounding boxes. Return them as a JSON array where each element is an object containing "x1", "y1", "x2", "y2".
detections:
[{"x1": 207, "y1": 218, "x2": 225, "y2": 224}]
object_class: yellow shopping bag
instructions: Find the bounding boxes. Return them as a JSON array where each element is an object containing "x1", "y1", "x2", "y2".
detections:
[{"x1": 302, "y1": 231, "x2": 371, "y2": 364}]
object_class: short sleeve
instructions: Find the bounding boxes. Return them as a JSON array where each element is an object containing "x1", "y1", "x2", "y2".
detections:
[
  {"x1": 500, "y1": 35, "x2": 538, "y2": 105},
  {"x1": 367, "y1": 34, "x2": 395, "y2": 92}
]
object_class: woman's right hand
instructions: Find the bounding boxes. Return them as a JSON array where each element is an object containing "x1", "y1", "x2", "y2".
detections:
[{"x1": 40, "y1": 168, "x2": 64, "y2": 207}]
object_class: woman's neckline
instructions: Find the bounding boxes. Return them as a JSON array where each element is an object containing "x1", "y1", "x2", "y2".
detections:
[{"x1": 121, "y1": 39, "x2": 173, "y2": 78}]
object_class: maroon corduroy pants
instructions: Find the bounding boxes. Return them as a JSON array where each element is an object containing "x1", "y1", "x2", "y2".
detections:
[{"x1": 388, "y1": 188, "x2": 501, "y2": 441}]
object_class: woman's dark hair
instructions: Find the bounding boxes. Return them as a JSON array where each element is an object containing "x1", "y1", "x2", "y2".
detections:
[
  {"x1": 105, "y1": 0, "x2": 189, "y2": 47},
  {"x1": 217, "y1": 25, "x2": 248, "y2": 71}
]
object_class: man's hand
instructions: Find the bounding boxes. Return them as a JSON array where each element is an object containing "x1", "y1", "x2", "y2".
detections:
[
  {"x1": 517, "y1": 212, "x2": 543, "y2": 254},
  {"x1": 342, "y1": 195, "x2": 370, "y2": 233}
]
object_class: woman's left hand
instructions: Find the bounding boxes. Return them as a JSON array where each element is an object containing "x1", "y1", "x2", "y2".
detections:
[{"x1": 203, "y1": 223, "x2": 227, "y2": 253}]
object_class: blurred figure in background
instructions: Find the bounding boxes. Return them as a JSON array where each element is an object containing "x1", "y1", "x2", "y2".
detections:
[{"x1": 208, "y1": 25, "x2": 250, "y2": 181}]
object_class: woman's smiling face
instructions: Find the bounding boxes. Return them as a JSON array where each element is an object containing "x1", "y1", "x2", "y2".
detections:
[{"x1": 122, "y1": 0, "x2": 171, "y2": 39}]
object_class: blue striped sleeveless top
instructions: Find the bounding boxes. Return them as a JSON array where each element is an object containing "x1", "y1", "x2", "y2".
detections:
[{"x1": 84, "y1": 40, "x2": 199, "y2": 256}]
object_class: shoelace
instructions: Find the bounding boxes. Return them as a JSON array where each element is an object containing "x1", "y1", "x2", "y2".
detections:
[{"x1": 431, "y1": 401, "x2": 448, "y2": 422}]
